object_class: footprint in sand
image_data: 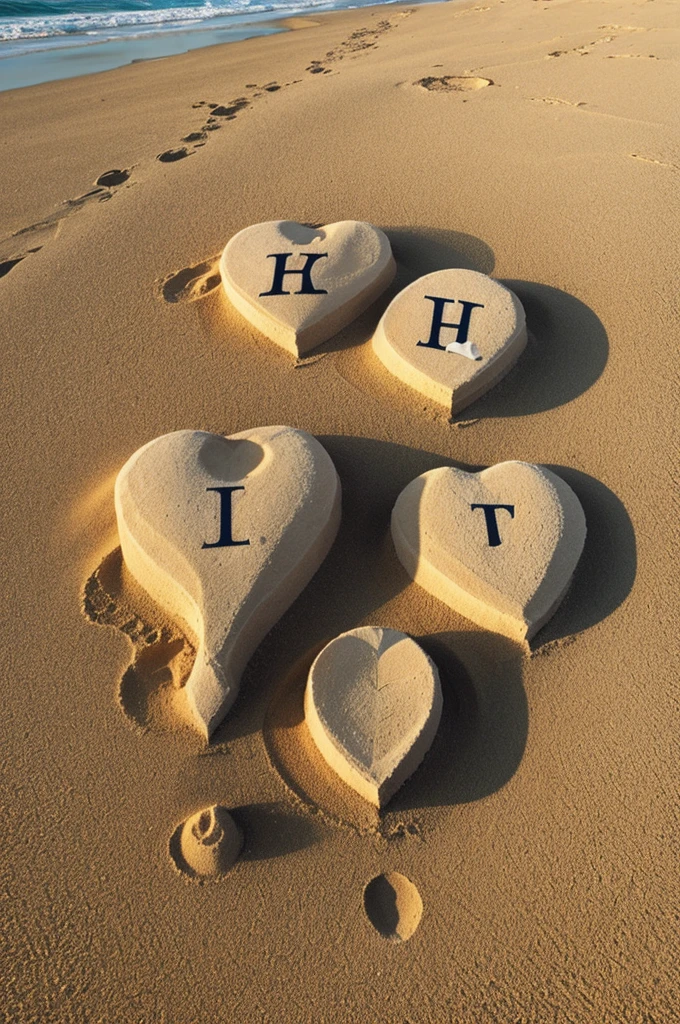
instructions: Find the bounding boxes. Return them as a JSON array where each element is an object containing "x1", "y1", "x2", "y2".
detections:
[
  {"x1": 0, "y1": 169, "x2": 132, "y2": 279},
  {"x1": 160, "y1": 255, "x2": 222, "y2": 303},
  {"x1": 211, "y1": 97, "x2": 250, "y2": 118},
  {"x1": 0, "y1": 246, "x2": 42, "y2": 280},
  {"x1": 96, "y1": 168, "x2": 131, "y2": 187},
  {"x1": 157, "y1": 147, "x2": 191, "y2": 163},
  {"x1": 607, "y1": 53, "x2": 658, "y2": 60},
  {"x1": 415, "y1": 75, "x2": 493, "y2": 92},
  {"x1": 534, "y1": 96, "x2": 585, "y2": 107},
  {"x1": 630, "y1": 153, "x2": 679, "y2": 172},
  {"x1": 82, "y1": 548, "x2": 196, "y2": 732},
  {"x1": 364, "y1": 873, "x2": 423, "y2": 941},
  {"x1": 599, "y1": 24, "x2": 647, "y2": 33}
]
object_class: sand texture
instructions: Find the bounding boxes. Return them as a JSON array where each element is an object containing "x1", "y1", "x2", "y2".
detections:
[{"x1": 1, "y1": 0, "x2": 678, "y2": 1020}]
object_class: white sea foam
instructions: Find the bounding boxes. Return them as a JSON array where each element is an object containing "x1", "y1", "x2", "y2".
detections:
[{"x1": 0, "y1": 0, "x2": 345, "y2": 42}]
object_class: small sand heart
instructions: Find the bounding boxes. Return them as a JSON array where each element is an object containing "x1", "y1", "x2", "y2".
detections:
[
  {"x1": 304, "y1": 626, "x2": 443, "y2": 807},
  {"x1": 372, "y1": 269, "x2": 527, "y2": 414},
  {"x1": 115, "y1": 427, "x2": 341, "y2": 738},
  {"x1": 391, "y1": 462, "x2": 586, "y2": 643},
  {"x1": 220, "y1": 220, "x2": 396, "y2": 356}
]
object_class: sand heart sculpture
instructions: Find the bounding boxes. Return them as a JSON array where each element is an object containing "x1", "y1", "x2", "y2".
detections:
[
  {"x1": 391, "y1": 462, "x2": 586, "y2": 643},
  {"x1": 115, "y1": 426, "x2": 341, "y2": 738},
  {"x1": 372, "y1": 268, "x2": 527, "y2": 414},
  {"x1": 220, "y1": 220, "x2": 396, "y2": 356},
  {"x1": 304, "y1": 626, "x2": 443, "y2": 807}
]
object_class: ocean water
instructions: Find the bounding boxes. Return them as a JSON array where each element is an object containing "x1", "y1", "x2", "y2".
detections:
[
  {"x1": 0, "y1": 0, "x2": 351, "y2": 42},
  {"x1": 0, "y1": 0, "x2": 404, "y2": 90}
]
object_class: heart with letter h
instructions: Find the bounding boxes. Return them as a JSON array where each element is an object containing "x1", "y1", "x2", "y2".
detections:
[
  {"x1": 220, "y1": 219, "x2": 396, "y2": 357},
  {"x1": 373, "y1": 268, "x2": 528, "y2": 415}
]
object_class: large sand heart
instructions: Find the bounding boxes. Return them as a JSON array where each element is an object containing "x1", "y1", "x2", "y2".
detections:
[
  {"x1": 115, "y1": 427, "x2": 341, "y2": 738},
  {"x1": 391, "y1": 462, "x2": 586, "y2": 643},
  {"x1": 305, "y1": 626, "x2": 442, "y2": 807},
  {"x1": 220, "y1": 220, "x2": 396, "y2": 356},
  {"x1": 372, "y1": 269, "x2": 527, "y2": 414}
]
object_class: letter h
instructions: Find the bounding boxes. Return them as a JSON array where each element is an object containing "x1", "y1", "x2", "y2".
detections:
[
  {"x1": 417, "y1": 295, "x2": 485, "y2": 351},
  {"x1": 259, "y1": 252, "x2": 329, "y2": 296}
]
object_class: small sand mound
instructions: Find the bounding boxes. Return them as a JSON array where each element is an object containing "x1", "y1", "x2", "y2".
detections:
[
  {"x1": 171, "y1": 806, "x2": 243, "y2": 879},
  {"x1": 416, "y1": 75, "x2": 492, "y2": 91},
  {"x1": 161, "y1": 255, "x2": 221, "y2": 303}
]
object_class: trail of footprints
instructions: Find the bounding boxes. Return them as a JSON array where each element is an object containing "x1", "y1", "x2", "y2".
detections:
[
  {"x1": 546, "y1": 23, "x2": 654, "y2": 60},
  {"x1": 157, "y1": 11, "x2": 415, "y2": 163},
  {"x1": 84, "y1": 217, "x2": 599, "y2": 941},
  {"x1": 1, "y1": 13, "x2": 414, "y2": 275},
  {"x1": 157, "y1": 88, "x2": 292, "y2": 162},
  {"x1": 0, "y1": 167, "x2": 131, "y2": 279},
  {"x1": 306, "y1": 13, "x2": 412, "y2": 75},
  {"x1": 0, "y1": 12, "x2": 661, "y2": 280}
]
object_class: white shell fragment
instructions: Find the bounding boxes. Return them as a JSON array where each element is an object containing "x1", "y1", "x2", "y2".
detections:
[
  {"x1": 446, "y1": 338, "x2": 481, "y2": 361},
  {"x1": 179, "y1": 806, "x2": 242, "y2": 877},
  {"x1": 391, "y1": 462, "x2": 587, "y2": 643},
  {"x1": 304, "y1": 626, "x2": 443, "y2": 808},
  {"x1": 372, "y1": 269, "x2": 527, "y2": 414},
  {"x1": 115, "y1": 426, "x2": 341, "y2": 738},
  {"x1": 220, "y1": 220, "x2": 396, "y2": 356}
]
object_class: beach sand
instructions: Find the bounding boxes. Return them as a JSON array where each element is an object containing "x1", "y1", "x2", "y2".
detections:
[{"x1": 1, "y1": 0, "x2": 678, "y2": 1019}]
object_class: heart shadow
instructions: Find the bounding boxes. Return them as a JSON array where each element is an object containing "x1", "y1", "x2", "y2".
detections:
[
  {"x1": 308, "y1": 229, "x2": 607, "y2": 420},
  {"x1": 389, "y1": 629, "x2": 527, "y2": 811},
  {"x1": 531, "y1": 466, "x2": 637, "y2": 646},
  {"x1": 459, "y1": 279, "x2": 609, "y2": 420},
  {"x1": 233, "y1": 802, "x2": 324, "y2": 861},
  {"x1": 387, "y1": 225, "x2": 496, "y2": 280}
]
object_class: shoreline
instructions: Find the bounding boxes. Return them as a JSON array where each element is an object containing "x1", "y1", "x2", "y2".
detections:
[{"x1": 0, "y1": 0, "x2": 434, "y2": 92}]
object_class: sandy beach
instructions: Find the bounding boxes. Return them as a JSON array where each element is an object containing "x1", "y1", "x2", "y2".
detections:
[{"x1": 1, "y1": 0, "x2": 678, "y2": 1019}]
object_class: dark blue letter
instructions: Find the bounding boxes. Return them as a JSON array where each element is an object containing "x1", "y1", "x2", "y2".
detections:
[
  {"x1": 470, "y1": 503, "x2": 515, "y2": 547},
  {"x1": 417, "y1": 296, "x2": 485, "y2": 351},
  {"x1": 259, "y1": 252, "x2": 329, "y2": 296},
  {"x1": 202, "y1": 486, "x2": 250, "y2": 548}
]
